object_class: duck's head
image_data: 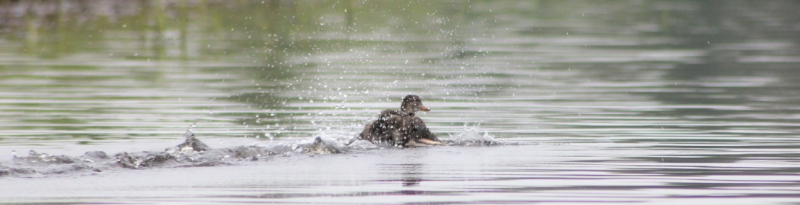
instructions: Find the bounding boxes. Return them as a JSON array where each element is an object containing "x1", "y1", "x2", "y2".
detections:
[{"x1": 400, "y1": 95, "x2": 430, "y2": 113}]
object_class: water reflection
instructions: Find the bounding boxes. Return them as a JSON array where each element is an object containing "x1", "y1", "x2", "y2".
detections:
[
  {"x1": 1, "y1": 0, "x2": 798, "y2": 151},
  {"x1": 2, "y1": 0, "x2": 800, "y2": 204},
  {"x1": 380, "y1": 163, "x2": 424, "y2": 188}
]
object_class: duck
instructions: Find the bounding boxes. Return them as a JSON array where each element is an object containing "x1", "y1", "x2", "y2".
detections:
[{"x1": 359, "y1": 95, "x2": 442, "y2": 147}]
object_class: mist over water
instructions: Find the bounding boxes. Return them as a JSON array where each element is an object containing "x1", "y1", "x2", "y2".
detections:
[{"x1": 2, "y1": 0, "x2": 800, "y2": 204}]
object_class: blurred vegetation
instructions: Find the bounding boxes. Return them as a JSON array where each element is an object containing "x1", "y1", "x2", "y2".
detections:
[
  {"x1": 2, "y1": 0, "x2": 798, "y2": 62},
  {"x1": 1, "y1": 0, "x2": 800, "y2": 140},
  {"x1": 0, "y1": 0, "x2": 472, "y2": 62}
]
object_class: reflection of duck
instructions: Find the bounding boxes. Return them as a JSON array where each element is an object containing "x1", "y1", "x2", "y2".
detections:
[{"x1": 359, "y1": 95, "x2": 442, "y2": 147}]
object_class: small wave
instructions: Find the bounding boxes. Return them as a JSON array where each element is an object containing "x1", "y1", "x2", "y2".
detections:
[{"x1": 0, "y1": 128, "x2": 509, "y2": 178}]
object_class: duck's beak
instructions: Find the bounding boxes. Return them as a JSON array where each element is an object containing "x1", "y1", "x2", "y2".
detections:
[{"x1": 419, "y1": 104, "x2": 430, "y2": 112}]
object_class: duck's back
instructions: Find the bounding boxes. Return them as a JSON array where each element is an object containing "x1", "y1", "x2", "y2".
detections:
[{"x1": 359, "y1": 109, "x2": 401, "y2": 142}]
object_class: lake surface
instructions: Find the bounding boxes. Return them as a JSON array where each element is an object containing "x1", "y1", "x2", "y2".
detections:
[{"x1": 2, "y1": 0, "x2": 800, "y2": 204}]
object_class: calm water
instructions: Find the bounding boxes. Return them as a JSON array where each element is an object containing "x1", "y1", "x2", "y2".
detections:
[{"x1": 2, "y1": 0, "x2": 800, "y2": 204}]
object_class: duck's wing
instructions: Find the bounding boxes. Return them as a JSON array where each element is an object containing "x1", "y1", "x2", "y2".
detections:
[
  {"x1": 359, "y1": 109, "x2": 401, "y2": 142},
  {"x1": 407, "y1": 117, "x2": 439, "y2": 140}
]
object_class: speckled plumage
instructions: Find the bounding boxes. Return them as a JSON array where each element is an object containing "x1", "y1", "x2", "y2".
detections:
[{"x1": 359, "y1": 95, "x2": 441, "y2": 147}]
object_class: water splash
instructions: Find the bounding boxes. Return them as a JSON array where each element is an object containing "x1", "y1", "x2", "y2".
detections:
[
  {"x1": 0, "y1": 126, "x2": 514, "y2": 178},
  {"x1": 445, "y1": 124, "x2": 503, "y2": 146}
]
